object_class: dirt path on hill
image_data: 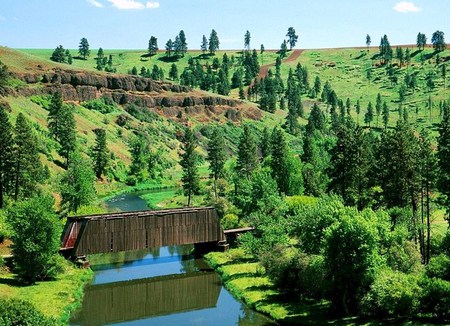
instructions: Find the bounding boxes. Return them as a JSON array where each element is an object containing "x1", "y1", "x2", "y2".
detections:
[{"x1": 258, "y1": 49, "x2": 304, "y2": 79}]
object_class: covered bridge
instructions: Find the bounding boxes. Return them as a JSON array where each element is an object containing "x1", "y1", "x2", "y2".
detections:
[{"x1": 61, "y1": 207, "x2": 226, "y2": 258}]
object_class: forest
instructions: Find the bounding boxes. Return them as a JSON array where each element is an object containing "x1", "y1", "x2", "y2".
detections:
[{"x1": 0, "y1": 27, "x2": 449, "y2": 324}]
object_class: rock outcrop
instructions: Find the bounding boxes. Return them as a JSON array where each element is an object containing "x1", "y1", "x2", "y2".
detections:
[{"x1": 9, "y1": 69, "x2": 259, "y2": 121}]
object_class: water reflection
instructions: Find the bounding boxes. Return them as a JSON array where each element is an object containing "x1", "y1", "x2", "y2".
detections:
[{"x1": 71, "y1": 246, "x2": 276, "y2": 326}]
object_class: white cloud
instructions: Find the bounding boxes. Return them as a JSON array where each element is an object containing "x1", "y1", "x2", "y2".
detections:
[
  {"x1": 146, "y1": 1, "x2": 160, "y2": 9},
  {"x1": 108, "y1": 0, "x2": 159, "y2": 9},
  {"x1": 87, "y1": 0, "x2": 104, "y2": 7},
  {"x1": 393, "y1": 1, "x2": 420, "y2": 13}
]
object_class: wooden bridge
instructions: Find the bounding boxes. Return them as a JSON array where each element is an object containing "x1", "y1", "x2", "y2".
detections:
[{"x1": 61, "y1": 207, "x2": 227, "y2": 258}]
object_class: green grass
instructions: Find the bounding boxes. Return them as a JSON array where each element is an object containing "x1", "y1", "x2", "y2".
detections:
[{"x1": 0, "y1": 261, "x2": 93, "y2": 324}]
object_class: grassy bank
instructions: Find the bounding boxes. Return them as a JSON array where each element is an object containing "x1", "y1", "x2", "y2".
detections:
[{"x1": 0, "y1": 261, "x2": 93, "y2": 325}]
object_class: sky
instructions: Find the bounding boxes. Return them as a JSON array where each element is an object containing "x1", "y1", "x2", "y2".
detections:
[{"x1": 0, "y1": 0, "x2": 449, "y2": 50}]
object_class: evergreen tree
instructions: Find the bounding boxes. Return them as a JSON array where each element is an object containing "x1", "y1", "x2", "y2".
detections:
[
  {"x1": 416, "y1": 32, "x2": 427, "y2": 51},
  {"x1": 47, "y1": 92, "x2": 64, "y2": 141},
  {"x1": 50, "y1": 45, "x2": 66, "y2": 63},
  {"x1": 356, "y1": 100, "x2": 361, "y2": 124},
  {"x1": 286, "y1": 27, "x2": 298, "y2": 50},
  {"x1": 12, "y1": 114, "x2": 44, "y2": 201},
  {"x1": 328, "y1": 119, "x2": 374, "y2": 210},
  {"x1": 60, "y1": 153, "x2": 95, "y2": 213},
  {"x1": 78, "y1": 37, "x2": 90, "y2": 60},
  {"x1": 206, "y1": 127, "x2": 226, "y2": 199},
  {"x1": 91, "y1": 128, "x2": 108, "y2": 180},
  {"x1": 280, "y1": 40, "x2": 288, "y2": 58},
  {"x1": 366, "y1": 34, "x2": 371, "y2": 50},
  {"x1": 375, "y1": 93, "x2": 382, "y2": 127},
  {"x1": 236, "y1": 124, "x2": 258, "y2": 179},
  {"x1": 169, "y1": 63, "x2": 179, "y2": 80},
  {"x1": 201, "y1": 35, "x2": 208, "y2": 54},
  {"x1": 148, "y1": 36, "x2": 158, "y2": 56},
  {"x1": 364, "y1": 101, "x2": 374, "y2": 127},
  {"x1": 379, "y1": 35, "x2": 393, "y2": 64},
  {"x1": 0, "y1": 104, "x2": 13, "y2": 208},
  {"x1": 270, "y1": 127, "x2": 294, "y2": 195},
  {"x1": 129, "y1": 134, "x2": 149, "y2": 182},
  {"x1": 0, "y1": 60, "x2": 7, "y2": 90},
  {"x1": 382, "y1": 101, "x2": 389, "y2": 129},
  {"x1": 180, "y1": 128, "x2": 200, "y2": 206},
  {"x1": 58, "y1": 105, "x2": 76, "y2": 167},
  {"x1": 377, "y1": 122, "x2": 420, "y2": 211},
  {"x1": 260, "y1": 44, "x2": 265, "y2": 65},
  {"x1": 208, "y1": 29, "x2": 220, "y2": 55},
  {"x1": 244, "y1": 30, "x2": 251, "y2": 51},
  {"x1": 431, "y1": 30, "x2": 446, "y2": 52},
  {"x1": 437, "y1": 102, "x2": 450, "y2": 223},
  {"x1": 306, "y1": 103, "x2": 326, "y2": 134},
  {"x1": 313, "y1": 76, "x2": 321, "y2": 97},
  {"x1": 179, "y1": 30, "x2": 188, "y2": 57},
  {"x1": 165, "y1": 39, "x2": 174, "y2": 57},
  {"x1": 259, "y1": 127, "x2": 271, "y2": 161}
]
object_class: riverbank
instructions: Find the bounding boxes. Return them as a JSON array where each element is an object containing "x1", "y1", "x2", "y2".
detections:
[
  {"x1": 205, "y1": 249, "x2": 400, "y2": 326},
  {"x1": 0, "y1": 260, "x2": 93, "y2": 324}
]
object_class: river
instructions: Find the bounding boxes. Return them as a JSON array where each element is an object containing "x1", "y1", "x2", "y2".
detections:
[{"x1": 70, "y1": 191, "x2": 275, "y2": 326}]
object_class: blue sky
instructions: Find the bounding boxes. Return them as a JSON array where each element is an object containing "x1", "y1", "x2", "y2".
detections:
[{"x1": 0, "y1": 0, "x2": 449, "y2": 50}]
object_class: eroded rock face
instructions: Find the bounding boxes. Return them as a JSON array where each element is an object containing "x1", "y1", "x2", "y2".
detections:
[{"x1": 10, "y1": 69, "x2": 257, "y2": 122}]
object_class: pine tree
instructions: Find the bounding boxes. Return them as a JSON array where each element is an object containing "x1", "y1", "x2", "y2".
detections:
[
  {"x1": 179, "y1": 30, "x2": 188, "y2": 57},
  {"x1": 356, "y1": 100, "x2": 361, "y2": 124},
  {"x1": 437, "y1": 102, "x2": 450, "y2": 223},
  {"x1": 165, "y1": 39, "x2": 174, "y2": 57},
  {"x1": 286, "y1": 27, "x2": 299, "y2": 50},
  {"x1": 78, "y1": 37, "x2": 90, "y2": 59},
  {"x1": 270, "y1": 127, "x2": 290, "y2": 194},
  {"x1": 244, "y1": 30, "x2": 251, "y2": 51},
  {"x1": 259, "y1": 127, "x2": 271, "y2": 161},
  {"x1": 0, "y1": 104, "x2": 13, "y2": 208},
  {"x1": 129, "y1": 134, "x2": 149, "y2": 182},
  {"x1": 92, "y1": 128, "x2": 108, "y2": 180},
  {"x1": 58, "y1": 105, "x2": 77, "y2": 167},
  {"x1": 382, "y1": 102, "x2": 389, "y2": 129},
  {"x1": 12, "y1": 114, "x2": 44, "y2": 201},
  {"x1": 206, "y1": 127, "x2": 226, "y2": 199},
  {"x1": 375, "y1": 93, "x2": 382, "y2": 127},
  {"x1": 201, "y1": 35, "x2": 208, "y2": 54},
  {"x1": 280, "y1": 40, "x2": 288, "y2": 59},
  {"x1": 180, "y1": 128, "x2": 200, "y2": 206},
  {"x1": 169, "y1": 63, "x2": 178, "y2": 80},
  {"x1": 50, "y1": 45, "x2": 67, "y2": 63},
  {"x1": 366, "y1": 34, "x2": 371, "y2": 51},
  {"x1": 431, "y1": 30, "x2": 446, "y2": 52},
  {"x1": 364, "y1": 101, "x2": 374, "y2": 128},
  {"x1": 47, "y1": 92, "x2": 64, "y2": 141},
  {"x1": 236, "y1": 124, "x2": 258, "y2": 179},
  {"x1": 208, "y1": 29, "x2": 220, "y2": 55},
  {"x1": 148, "y1": 36, "x2": 158, "y2": 56},
  {"x1": 60, "y1": 152, "x2": 95, "y2": 213}
]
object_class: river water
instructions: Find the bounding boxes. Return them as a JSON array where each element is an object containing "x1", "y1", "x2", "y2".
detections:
[{"x1": 70, "y1": 191, "x2": 275, "y2": 326}]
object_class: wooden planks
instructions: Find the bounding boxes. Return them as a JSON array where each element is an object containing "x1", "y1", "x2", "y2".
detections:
[{"x1": 71, "y1": 207, "x2": 226, "y2": 256}]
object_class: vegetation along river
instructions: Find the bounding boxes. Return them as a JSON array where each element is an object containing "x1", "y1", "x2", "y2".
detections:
[{"x1": 70, "y1": 190, "x2": 275, "y2": 325}]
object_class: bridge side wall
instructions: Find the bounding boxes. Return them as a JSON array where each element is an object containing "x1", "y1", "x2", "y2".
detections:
[{"x1": 74, "y1": 208, "x2": 225, "y2": 256}]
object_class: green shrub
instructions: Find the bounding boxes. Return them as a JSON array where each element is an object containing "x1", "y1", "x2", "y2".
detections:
[
  {"x1": 81, "y1": 96, "x2": 117, "y2": 114},
  {"x1": 221, "y1": 213, "x2": 239, "y2": 230},
  {"x1": 419, "y1": 277, "x2": 450, "y2": 320},
  {"x1": 30, "y1": 95, "x2": 51, "y2": 110},
  {"x1": 260, "y1": 246, "x2": 327, "y2": 299},
  {"x1": 426, "y1": 254, "x2": 450, "y2": 281},
  {"x1": 0, "y1": 298, "x2": 57, "y2": 326},
  {"x1": 360, "y1": 269, "x2": 421, "y2": 318}
]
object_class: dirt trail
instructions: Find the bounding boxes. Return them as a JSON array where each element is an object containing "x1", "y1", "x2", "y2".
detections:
[{"x1": 258, "y1": 49, "x2": 304, "y2": 79}]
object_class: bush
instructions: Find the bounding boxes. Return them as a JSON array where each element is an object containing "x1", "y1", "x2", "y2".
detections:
[
  {"x1": 81, "y1": 96, "x2": 117, "y2": 114},
  {"x1": 260, "y1": 246, "x2": 327, "y2": 299},
  {"x1": 360, "y1": 269, "x2": 421, "y2": 318},
  {"x1": 221, "y1": 213, "x2": 240, "y2": 230},
  {"x1": 0, "y1": 298, "x2": 57, "y2": 326},
  {"x1": 419, "y1": 277, "x2": 450, "y2": 320},
  {"x1": 426, "y1": 254, "x2": 450, "y2": 281},
  {"x1": 30, "y1": 95, "x2": 51, "y2": 110},
  {"x1": 7, "y1": 195, "x2": 63, "y2": 283}
]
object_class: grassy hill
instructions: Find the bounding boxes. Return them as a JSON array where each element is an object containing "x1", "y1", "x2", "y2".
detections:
[{"x1": 1, "y1": 44, "x2": 449, "y2": 201}]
